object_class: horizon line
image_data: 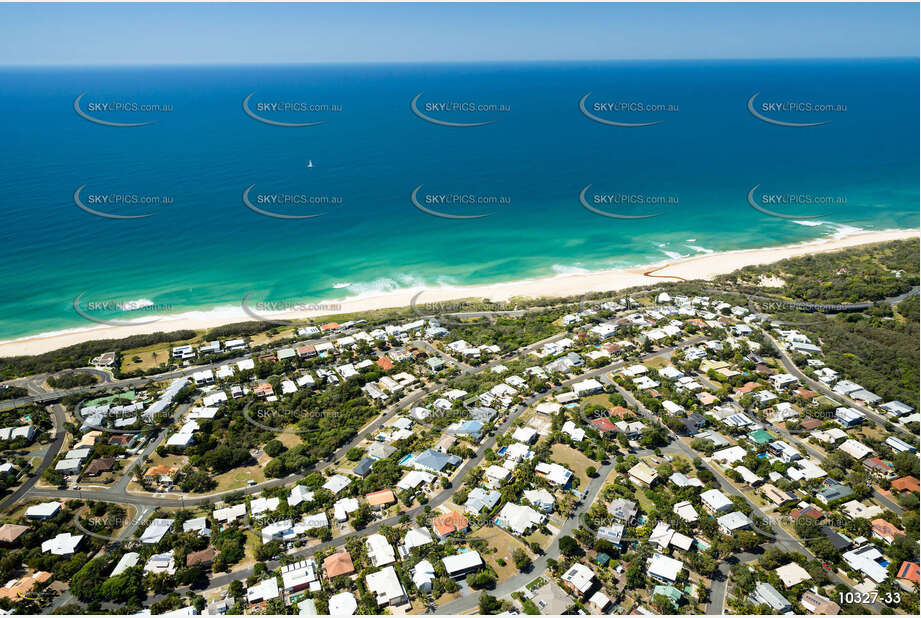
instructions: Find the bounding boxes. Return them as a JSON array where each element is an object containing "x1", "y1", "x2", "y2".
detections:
[{"x1": 0, "y1": 55, "x2": 918, "y2": 69}]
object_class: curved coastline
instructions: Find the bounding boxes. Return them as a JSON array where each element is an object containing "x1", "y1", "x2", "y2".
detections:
[{"x1": 0, "y1": 227, "x2": 917, "y2": 358}]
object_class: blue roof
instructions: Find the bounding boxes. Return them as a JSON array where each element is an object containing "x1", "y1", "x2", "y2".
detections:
[
  {"x1": 447, "y1": 420, "x2": 485, "y2": 439},
  {"x1": 413, "y1": 449, "x2": 461, "y2": 472},
  {"x1": 353, "y1": 457, "x2": 376, "y2": 477},
  {"x1": 465, "y1": 487, "x2": 501, "y2": 513}
]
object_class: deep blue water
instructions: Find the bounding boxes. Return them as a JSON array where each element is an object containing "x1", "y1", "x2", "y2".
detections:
[{"x1": 0, "y1": 59, "x2": 917, "y2": 340}]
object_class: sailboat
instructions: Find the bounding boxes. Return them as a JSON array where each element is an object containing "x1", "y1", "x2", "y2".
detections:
[{"x1": 307, "y1": 160, "x2": 313, "y2": 168}]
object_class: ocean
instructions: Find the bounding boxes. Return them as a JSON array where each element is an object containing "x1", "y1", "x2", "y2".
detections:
[{"x1": 0, "y1": 59, "x2": 917, "y2": 341}]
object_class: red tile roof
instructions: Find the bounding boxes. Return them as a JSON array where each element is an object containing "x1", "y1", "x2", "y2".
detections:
[
  {"x1": 736, "y1": 381, "x2": 761, "y2": 394},
  {"x1": 871, "y1": 518, "x2": 902, "y2": 541},
  {"x1": 432, "y1": 511, "x2": 468, "y2": 537},
  {"x1": 323, "y1": 551, "x2": 355, "y2": 578},
  {"x1": 897, "y1": 561, "x2": 919, "y2": 583},
  {"x1": 891, "y1": 476, "x2": 920, "y2": 493},
  {"x1": 365, "y1": 489, "x2": 396, "y2": 507},
  {"x1": 791, "y1": 506, "x2": 824, "y2": 521},
  {"x1": 591, "y1": 418, "x2": 618, "y2": 433}
]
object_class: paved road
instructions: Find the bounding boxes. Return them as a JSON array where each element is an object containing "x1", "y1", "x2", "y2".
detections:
[
  {"x1": 0, "y1": 403, "x2": 65, "y2": 510},
  {"x1": 705, "y1": 551, "x2": 760, "y2": 615},
  {"x1": 709, "y1": 377, "x2": 905, "y2": 517},
  {"x1": 614, "y1": 384, "x2": 884, "y2": 613},
  {"x1": 143, "y1": 339, "x2": 691, "y2": 607},
  {"x1": 759, "y1": 326, "x2": 915, "y2": 440},
  {"x1": 3, "y1": 288, "x2": 909, "y2": 613}
]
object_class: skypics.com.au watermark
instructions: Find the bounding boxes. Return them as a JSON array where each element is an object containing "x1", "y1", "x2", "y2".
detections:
[
  {"x1": 748, "y1": 92, "x2": 846, "y2": 127},
  {"x1": 747, "y1": 185, "x2": 845, "y2": 220},
  {"x1": 242, "y1": 185, "x2": 342, "y2": 219},
  {"x1": 73, "y1": 513, "x2": 148, "y2": 543},
  {"x1": 73, "y1": 292, "x2": 173, "y2": 327},
  {"x1": 411, "y1": 93, "x2": 510, "y2": 127},
  {"x1": 579, "y1": 185, "x2": 677, "y2": 219},
  {"x1": 579, "y1": 93, "x2": 678, "y2": 127},
  {"x1": 74, "y1": 184, "x2": 174, "y2": 219},
  {"x1": 240, "y1": 294, "x2": 342, "y2": 326},
  {"x1": 74, "y1": 93, "x2": 173, "y2": 127},
  {"x1": 411, "y1": 185, "x2": 511, "y2": 219},
  {"x1": 243, "y1": 403, "x2": 353, "y2": 435},
  {"x1": 243, "y1": 92, "x2": 342, "y2": 127},
  {"x1": 410, "y1": 291, "x2": 523, "y2": 326}
]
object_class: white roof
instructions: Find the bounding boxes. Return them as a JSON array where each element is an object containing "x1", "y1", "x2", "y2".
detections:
[
  {"x1": 535, "y1": 402, "x2": 562, "y2": 414},
  {"x1": 839, "y1": 439, "x2": 874, "y2": 460},
  {"x1": 403, "y1": 527, "x2": 434, "y2": 552},
  {"x1": 497, "y1": 502, "x2": 544, "y2": 535},
  {"x1": 561, "y1": 420, "x2": 585, "y2": 442},
  {"x1": 250, "y1": 496, "x2": 282, "y2": 516},
  {"x1": 302, "y1": 512, "x2": 329, "y2": 529},
  {"x1": 649, "y1": 521, "x2": 675, "y2": 550},
  {"x1": 701, "y1": 489, "x2": 733, "y2": 512},
  {"x1": 843, "y1": 545, "x2": 889, "y2": 583},
  {"x1": 788, "y1": 459, "x2": 827, "y2": 481},
  {"x1": 41, "y1": 532, "x2": 83, "y2": 555},
  {"x1": 397, "y1": 470, "x2": 435, "y2": 491},
  {"x1": 366, "y1": 534, "x2": 396, "y2": 567},
  {"x1": 288, "y1": 485, "x2": 315, "y2": 507},
  {"x1": 512, "y1": 426, "x2": 537, "y2": 443},
  {"x1": 562, "y1": 562, "x2": 595, "y2": 593},
  {"x1": 442, "y1": 550, "x2": 483, "y2": 575},
  {"x1": 485, "y1": 464, "x2": 511, "y2": 482},
  {"x1": 327, "y1": 592, "x2": 357, "y2": 615},
  {"x1": 323, "y1": 474, "x2": 351, "y2": 494},
  {"x1": 412, "y1": 560, "x2": 436, "y2": 589},
  {"x1": 589, "y1": 591, "x2": 611, "y2": 610},
  {"x1": 670, "y1": 531, "x2": 693, "y2": 551},
  {"x1": 673, "y1": 500, "x2": 699, "y2": 522},
  {"x1": 182, "y1": 517, "x2": 209, "y2": 534},
  {"x1": 775, "y1": 562, "x2": 811, "y2": 588},
  {"x1": 505, "y1": 442, "x2": 532, "y2": 462},
  {"x1": 366, "y1": 566, "x2": 405, "y2": 604},
  {"x1": 535, "y1": 461, "x2": 572, "y2": 486},
  {"x1": 573, "y1": 378, "x2": 603, "y2": 394},
  {"x1": 25, "y1": 501, "x2": 61, "y2": 518},
  {"x1": 713, "y1": 445, "x2": 747, "y2": 464},
  {"x1": 280, "y1": 560, "x2": 318, "y2": 591},
  {"x1": 213, "y1": 503, "x2": 246, "y2": 522},
  {"x1": 111, "y1": 552, "x2": 140, "y2": 576},
  {"x1": 140, "y1": 518, "x2": 173, "y2": 544},
  {"x1": 246, "y1": 578, "x2": 280, "y2": 603},
  {"x1": 717, "y1": 511, "x2": 752, "y2": 531},
  {"x1": 648, "y1": 553, "x2": 683, "y2": 582},
  {"x1": 333, "y1": 497, "x2": 360, "y2": 521},
  {"x1": 523, "y1": 488, "x2": 555, "y2": 510}
]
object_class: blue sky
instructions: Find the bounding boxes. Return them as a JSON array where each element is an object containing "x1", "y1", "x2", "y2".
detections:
[{"x1": 0, "y1": 2, "x2": 917, "y2": 65}]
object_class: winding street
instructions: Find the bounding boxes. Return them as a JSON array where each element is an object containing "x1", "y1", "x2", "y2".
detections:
[{"x1": 2, "y1": 284, "x2": 911, "y2": 614}]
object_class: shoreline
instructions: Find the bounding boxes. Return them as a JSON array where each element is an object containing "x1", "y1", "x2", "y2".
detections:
[{"x1": 1, "y1": 227, "x2": 917, "y2": 358}]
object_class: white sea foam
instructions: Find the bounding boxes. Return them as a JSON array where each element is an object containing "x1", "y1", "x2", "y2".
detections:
[
  {"x1": 3, "y1": 225, "x2": 914, "y2": 351},
  {"x1": 551, "y1": 264, "x2": 590, "y2": 275},
  {"x1": 117, "y1": 298, "x2": 155, "y2": 311},
  {"x1": 685, "y1": 245, "x2": 714, "y2": 254}
]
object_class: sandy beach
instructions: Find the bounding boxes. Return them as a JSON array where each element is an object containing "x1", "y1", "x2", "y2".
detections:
[{"x1": 1, "y1": 228, "x2": 917, "y2": 358}]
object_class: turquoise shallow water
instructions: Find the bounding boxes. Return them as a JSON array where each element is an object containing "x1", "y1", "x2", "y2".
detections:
[{"x1": 0, "y1": 60, "x2": 917, "y2": 341}]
